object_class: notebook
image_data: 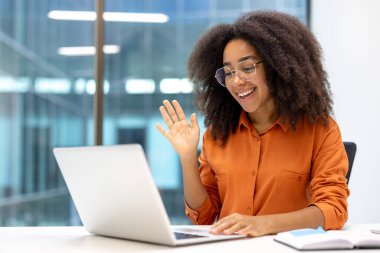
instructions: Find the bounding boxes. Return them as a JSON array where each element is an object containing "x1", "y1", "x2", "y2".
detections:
[
  {"x1": 274, "y1": 227, "x2": 380, "y2": 250},
  {"x1": 53, "y1": 144, "x2": 245, "y2": 246}
]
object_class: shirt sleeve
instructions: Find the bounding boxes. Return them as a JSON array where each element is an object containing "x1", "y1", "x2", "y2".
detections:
[
  {"x1": 184, "y1": 130, "x2": 221, "y2": 225},
  {"x1": 309, "y1": 117, "x2": 350, "y2": 230}
]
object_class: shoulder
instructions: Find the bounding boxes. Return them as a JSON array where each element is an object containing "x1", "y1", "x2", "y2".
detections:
[
  {"x1": 310, "y1": 115, "x2": 345, "y2": 154},
  {"x1": 293, "y1": 115, "x2": 343, "y2": 148},
  {"x1": 300, "y1": 115, "x2": 340, "y2": 133},
  {"x1": 314, "y1": 115, "x2": 341, "y2": 135}
]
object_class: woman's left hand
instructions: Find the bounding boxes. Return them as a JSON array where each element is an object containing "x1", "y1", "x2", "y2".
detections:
[{"x1": 209, "y1": 213, "x2": 272, "y2": 237}]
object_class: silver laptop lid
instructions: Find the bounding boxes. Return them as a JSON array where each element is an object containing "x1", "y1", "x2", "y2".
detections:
[{"x1": 53, "y1": 144, "x2": 176, "y2": 245}]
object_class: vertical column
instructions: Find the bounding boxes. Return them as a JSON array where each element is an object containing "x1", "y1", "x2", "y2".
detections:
[{"x1": 94, "y1": 0, "x2": 104, "y2": 145}]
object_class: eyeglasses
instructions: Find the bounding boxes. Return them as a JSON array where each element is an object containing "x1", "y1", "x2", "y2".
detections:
[{"x1": 214, "y1": 59, "x2": 262, "y2": 87}]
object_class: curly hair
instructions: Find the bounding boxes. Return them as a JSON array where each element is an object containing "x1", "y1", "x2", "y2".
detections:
[{"x1": 187, "y1": 10, "x2": 333, "y2": 145}]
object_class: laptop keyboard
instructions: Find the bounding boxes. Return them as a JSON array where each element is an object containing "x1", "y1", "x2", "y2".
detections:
[{"x1": 174, "y1": 232, "x2": 206, "y2": 240}]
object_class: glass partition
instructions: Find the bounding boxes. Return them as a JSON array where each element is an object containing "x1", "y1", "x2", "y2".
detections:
[
  {"x1": 0, "y1": 0, "x2": 95, "y2": 226},
  {"x1": 0, "y1": 0, "x2": 307, "y2": 226}
]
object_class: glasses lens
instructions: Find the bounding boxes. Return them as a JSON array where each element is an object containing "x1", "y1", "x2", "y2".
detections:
[
  {"x1": 215, "y1": 60, "x2": 258, "y2": 87},
  {"x1": 237, "y1": 60, "x2": 256, "y2": 81},
  {"x1": 215, "y1": 68, "x2": 227, "y2": 86}
]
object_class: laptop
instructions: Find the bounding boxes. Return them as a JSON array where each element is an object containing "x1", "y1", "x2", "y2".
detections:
[{"x1": 53, "y1": 144, "x2": 245, "y2": 246}]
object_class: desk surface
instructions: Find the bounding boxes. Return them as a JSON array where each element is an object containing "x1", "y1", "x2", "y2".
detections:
[{"x1": 0, "y1": 224, "x2": 379, "y2": 252}]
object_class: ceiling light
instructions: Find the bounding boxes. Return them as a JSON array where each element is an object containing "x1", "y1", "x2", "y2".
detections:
[
  {"x1": 47, "y1": 11, "x2": 169, "y2": 23},
  {"x1": 58, "y1": 45, "x2": 120, "y2": 56},
  {"x1": 0, "y1": 76, "x2": 30, "y2": 93},
  {"x1": 48, "y1": 11, "x2": 96, "y2": 21},
  {"x1": 159, "y1": 78, "x2": 193, "y2": 94},
  {"x1": 125, "y1": 79, "x2": 155, "y2": 94},
  {"x1": 35, "y1": 78, "x2": 71, "y2": 94},
  {"x1": 104, "y1": 12, "x2": 169, "y2": 23}
]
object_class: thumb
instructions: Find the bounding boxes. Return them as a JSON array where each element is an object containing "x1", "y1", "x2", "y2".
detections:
[{"x1": 190, "y1": 113, "x2": 199, "y2": 129}]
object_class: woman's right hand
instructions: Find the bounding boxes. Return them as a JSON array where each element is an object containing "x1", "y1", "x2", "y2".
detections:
[{"x1": 156, "y1": 100, "x2": 200, "y2": 159}]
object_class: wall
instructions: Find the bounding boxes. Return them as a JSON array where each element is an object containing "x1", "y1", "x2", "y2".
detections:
[{"x1": 311, "y1": 0, "x2": 380, "y2": 223}]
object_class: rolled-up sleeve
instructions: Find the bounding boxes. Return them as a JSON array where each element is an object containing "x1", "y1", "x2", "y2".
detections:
[
  {"x1": 310, "y1": 118, "x2": 350, "y2": 230},
  {"x1": 184, "y1": 197, "x2": 216, "y2": 225}
]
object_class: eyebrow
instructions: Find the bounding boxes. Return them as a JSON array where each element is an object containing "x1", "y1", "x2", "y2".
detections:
[{"x1": 223, "y1": 55, "x2": 259, "y2": 66}]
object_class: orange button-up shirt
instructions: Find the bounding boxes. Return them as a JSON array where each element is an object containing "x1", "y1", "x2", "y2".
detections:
[{"x1": 185, "y1": 111, "x2": 349, "y2": 230}]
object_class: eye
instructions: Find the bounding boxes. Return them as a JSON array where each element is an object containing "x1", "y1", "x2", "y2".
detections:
[
  {"x1": 241, "y1": 65, "x2": 255, "y2": 73},
  {"x1": 224, "y1": 69, "x2": 233, "y2": 78}
]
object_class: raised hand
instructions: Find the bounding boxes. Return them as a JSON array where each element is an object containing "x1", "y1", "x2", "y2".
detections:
[{"x1": 156, "y1": 100, "x2": 200, "y2": 159}]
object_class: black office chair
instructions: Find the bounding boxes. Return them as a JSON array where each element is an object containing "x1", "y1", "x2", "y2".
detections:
[{"x1": 343, "y1": 142, "x2": 357, "y2": 184}]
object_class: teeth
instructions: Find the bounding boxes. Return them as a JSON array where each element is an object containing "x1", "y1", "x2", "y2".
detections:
[{"x1": 238, "y1": 89, "x2": 254, "y2": 97}]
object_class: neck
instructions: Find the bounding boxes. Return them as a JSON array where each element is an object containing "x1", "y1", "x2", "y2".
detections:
[{"x1": 248, "y1": 100, "x2": 278, "y2": 134}]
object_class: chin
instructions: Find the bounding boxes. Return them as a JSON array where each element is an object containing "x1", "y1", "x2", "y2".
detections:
[{"x1": 240, "y1": 104, "x2": 258, "y2": 114}]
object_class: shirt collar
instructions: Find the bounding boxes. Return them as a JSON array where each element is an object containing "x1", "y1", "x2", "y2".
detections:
[{"x1": 238, "y1": 110, "x2": 290, "y2": 133}]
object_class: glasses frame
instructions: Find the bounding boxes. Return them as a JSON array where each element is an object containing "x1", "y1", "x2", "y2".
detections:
[{"x1": 214, "y1": 59, "x2": 262, "y2": 87}]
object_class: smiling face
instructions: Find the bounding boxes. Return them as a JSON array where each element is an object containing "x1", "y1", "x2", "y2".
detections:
[{"x1": 222, "y1": 39, "x2": 276, "y2": 124}]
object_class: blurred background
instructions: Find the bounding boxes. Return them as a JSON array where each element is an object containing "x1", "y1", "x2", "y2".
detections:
[{"x1": 0, "y1": 0, "x2": 312, "y2": 226}]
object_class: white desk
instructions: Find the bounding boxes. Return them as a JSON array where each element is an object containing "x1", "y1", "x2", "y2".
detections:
[{"x1": 0, "y1": 224, "x2": 379, "y2": 252}]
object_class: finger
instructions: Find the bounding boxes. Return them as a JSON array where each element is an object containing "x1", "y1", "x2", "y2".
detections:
[
  {"x1": 155, "y1": 124, "x2": 172, "y2": 141},
  {"x1": 172, "y1": 100, "x2": 186, "y2": 121},
  {"x1": 210, "y1": 222, "x2": 233, "y2": 235},
  {"x1": 223, "y1": 222, "x2": 245, "y2": 235},
  {"x1": 190, "y1": 113, "x2": 199, "y2": 129},
  {"x1": 210, "y1": 213, "x2": 242, "y2": 234},
  {"x1": 210, "y1": 217, "x2": 236, "y2": 235},
  {"x1": 163, "y1": 100, "x2": 179, "y2": 123},
  {"x1": 159, "y1": 105, "x2": 173, "y2": 128},
  {"x1": 237, "y1": 226, "x2": 258, "y2": 237}
]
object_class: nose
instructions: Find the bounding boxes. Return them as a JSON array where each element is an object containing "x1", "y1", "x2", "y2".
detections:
[{"x1": 231, "y1": 71, "x2": 245, "y2": 86}]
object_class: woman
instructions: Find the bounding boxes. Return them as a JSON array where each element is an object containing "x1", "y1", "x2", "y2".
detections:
[{"x1": 156, "y1": 10, "x2": 349, "y2": 237}]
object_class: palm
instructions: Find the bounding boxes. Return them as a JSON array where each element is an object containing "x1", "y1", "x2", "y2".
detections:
[
  {"x1": 156, "y1": 100, "x2": 200, "y2": 157},
  {"x1": 166, "y1": 119, "x2": 199, "y2": 154}
]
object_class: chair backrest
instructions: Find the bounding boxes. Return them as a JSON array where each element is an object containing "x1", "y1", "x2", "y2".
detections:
[{"x1": 343, "y1": 142, "x2": 357, "y2": 184}]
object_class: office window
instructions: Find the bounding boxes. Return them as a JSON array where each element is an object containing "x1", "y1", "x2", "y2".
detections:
[
  {"x1": 0, "y1": 0, "x2": 307, "y2": 226},
  {"x1": 0, "y1": 0, "x2": 94, "y2": 226}
]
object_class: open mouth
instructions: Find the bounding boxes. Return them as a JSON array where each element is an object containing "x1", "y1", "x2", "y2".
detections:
[{"x1": 236, "y1": 87, "x2": 256, "y2": 99}]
